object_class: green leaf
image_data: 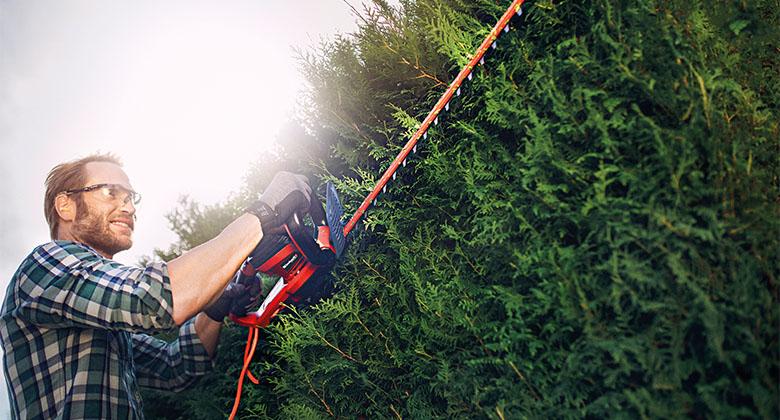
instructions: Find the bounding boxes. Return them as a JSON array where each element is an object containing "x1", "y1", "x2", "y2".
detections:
[{"x1": 729, "y1": 19, "x2": 750, "y2": 35}]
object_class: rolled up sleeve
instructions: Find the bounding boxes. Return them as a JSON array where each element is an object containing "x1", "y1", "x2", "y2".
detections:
[
  {"x1": 13, "y1": 241, "x2": 175, "y2": 332},
  {"x1": 132, "y1": 318, "x2": 214, "y2": 392}
]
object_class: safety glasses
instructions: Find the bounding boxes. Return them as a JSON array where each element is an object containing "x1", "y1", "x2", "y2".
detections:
[{"x1": 63, "y1": 183, "x2": 141, "y2": 205}]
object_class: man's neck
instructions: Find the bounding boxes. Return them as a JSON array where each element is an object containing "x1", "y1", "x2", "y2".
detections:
[{"x1": 55, "y1": 230, "x2": 113, "y2": 259}]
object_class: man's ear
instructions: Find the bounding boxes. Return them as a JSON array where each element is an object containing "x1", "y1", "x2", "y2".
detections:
[{"x1": 55, "y1": 193, "x2": 76, "y2": 222}]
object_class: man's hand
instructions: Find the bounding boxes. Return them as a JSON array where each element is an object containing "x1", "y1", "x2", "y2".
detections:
[
  {"x1": 203, "y1": 279, "x2": 262, "y2": 322},
  {"x1": 246, "y1": 171, "x2": 312, "y2": 233}
]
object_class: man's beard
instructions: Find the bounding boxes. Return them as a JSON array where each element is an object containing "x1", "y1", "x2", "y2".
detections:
[{"x1": 72, "y1": 200, "x2": 132, "y2": 257}]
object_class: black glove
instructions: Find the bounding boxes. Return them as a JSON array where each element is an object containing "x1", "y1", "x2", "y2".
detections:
[
  {"x1": 246, "y1": 171, "x2": 312, "y2": 233},
  {"x1": 203, "y1": 278, "x2": 263, "y2": 322}
]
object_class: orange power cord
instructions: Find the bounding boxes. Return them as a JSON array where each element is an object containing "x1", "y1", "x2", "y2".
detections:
[{"x1": 229, "y1": 327, "x2": 261, "y2": 420}]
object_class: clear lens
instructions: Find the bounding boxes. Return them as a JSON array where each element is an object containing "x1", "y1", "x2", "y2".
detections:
[{"x1": 97, "y1": 184, "x2": 141, "y2": 205}]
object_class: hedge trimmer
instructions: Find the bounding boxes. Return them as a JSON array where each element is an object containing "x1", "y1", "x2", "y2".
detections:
[{"x1": 226, "y1": 1, "x2": 526, "y2": 417}]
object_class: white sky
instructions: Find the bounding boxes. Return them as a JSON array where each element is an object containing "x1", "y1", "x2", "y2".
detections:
[{"x1": 0, "y1": 0, "x2": 373, "y2": 415}]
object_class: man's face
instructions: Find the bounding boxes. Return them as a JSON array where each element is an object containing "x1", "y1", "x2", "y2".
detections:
[{"x1": 70, "y1": 162, "x2": 137, "y2": 257}]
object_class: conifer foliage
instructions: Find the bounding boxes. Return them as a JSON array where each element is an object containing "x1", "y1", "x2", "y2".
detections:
[{"x1": 143, "y1": 0, "x2": 778, "y2": 418}]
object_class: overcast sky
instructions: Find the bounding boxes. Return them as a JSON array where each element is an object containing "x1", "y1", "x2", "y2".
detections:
[{"x1": 0, "y1": 0, "x2": 373, "y2": 415}]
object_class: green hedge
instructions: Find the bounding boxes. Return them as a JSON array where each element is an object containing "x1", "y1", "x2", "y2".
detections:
[{"x1": 143, "y1": 0, "x2": 779, "y2": 418}]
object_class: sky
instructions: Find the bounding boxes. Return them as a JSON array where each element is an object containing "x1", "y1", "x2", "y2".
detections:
[{"x1": 0, "y1": 0, "x2": 373, "y2": 415}]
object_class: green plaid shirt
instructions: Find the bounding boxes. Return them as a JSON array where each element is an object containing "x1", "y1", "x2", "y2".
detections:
[{"x1": 0, "y1": 241, "x2": 214, "y2": 419}]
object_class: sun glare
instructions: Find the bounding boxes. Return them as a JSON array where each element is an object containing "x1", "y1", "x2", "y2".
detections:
[
  {"x1": 1, "y1": 1, "x2": 356, "y2": 266},
  {"x1": 63, "y1": 5, "x2": 308, "y2": 263}
]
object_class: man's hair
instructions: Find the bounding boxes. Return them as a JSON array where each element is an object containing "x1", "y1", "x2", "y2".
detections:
[{"x1": 44, "y1": 153, "x2": 123, "y2": 239}]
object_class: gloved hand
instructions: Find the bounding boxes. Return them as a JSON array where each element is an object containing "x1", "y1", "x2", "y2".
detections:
[
  {"x1": 246, "y1": 171, "x2": 312, "y2": 234},
  {"x1": 203, "y1": 278, "x2": 263, "y2": 322}
]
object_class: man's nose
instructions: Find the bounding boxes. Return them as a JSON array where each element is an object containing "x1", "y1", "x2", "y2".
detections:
[{"x1": 119, "y1": 197, "x2": 136, "y2": 215}]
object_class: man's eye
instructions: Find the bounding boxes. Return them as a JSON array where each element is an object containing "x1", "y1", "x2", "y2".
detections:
[{"x1": 100, "y1": 186, "x2": 117, "y2": 197}]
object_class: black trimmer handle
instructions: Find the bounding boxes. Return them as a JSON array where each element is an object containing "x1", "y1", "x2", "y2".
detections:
[
  {"x1": 309, "y1": 196, "x2": 327, "y2": 227},
  {"x1": 284, "y1": 188, "x2": 336, "y2": 268}
]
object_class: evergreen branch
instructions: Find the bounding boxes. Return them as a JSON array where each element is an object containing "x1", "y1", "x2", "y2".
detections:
[
  {"x1": 508, "y1": 361, "x2": 541, "y2": 401},
  {"x1": 378, "y1": 330, "x2": 394, "y2": 357},
  {"x1": 314, "y1": 329, "x2": 360, "y2": 363},
  {"x1": 389, "y1": 404, "x2": 402, "y2": 419},
  {"x1": 362, "y1": 258, "x2": 391, "y2": 283},
  {"x1": 455, "y1": 241, "x2": 484, "y2": 275},
  {"x1": 354, "y1": 311, "x2": 374, "y2": 336},
  {"x1": 303, "y1": 371, "x2": 335, "y2": 417},
  {"x1": 341, "y1": 0, "x2": 370, "y2": 26},
  {"x1": 690, "y1": 66, "x2": 712, "y2": 128},
  {"x1": 382, "y1": 39, "x2": 446, "y2": 87},
  {"x1": 328, "y1": 108, "x2": 376, "y2": 146},
  {"x1": 496, "y1": 405, "x2": 506, "y2": 420},
  {"x1": 463, "y1": 313, "x2": 491, "y2": 355}
]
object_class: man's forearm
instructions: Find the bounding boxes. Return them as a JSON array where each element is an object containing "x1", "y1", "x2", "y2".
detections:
[
  {"x1": 167, "y1": 213, "x2": 262, "y2": 325},
  {"x1": 194, "y1": 313, "x2": 222, "y2": 358}
]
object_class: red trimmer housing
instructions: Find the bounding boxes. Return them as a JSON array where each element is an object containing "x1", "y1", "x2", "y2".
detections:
[{"x1": 229, "y1": 182, "x2": 346, "y2": 328}]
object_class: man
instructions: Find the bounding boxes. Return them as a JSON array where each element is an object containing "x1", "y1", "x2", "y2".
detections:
[{"x1": 0, "y1": 153, "x2": 311, "y2": 419}]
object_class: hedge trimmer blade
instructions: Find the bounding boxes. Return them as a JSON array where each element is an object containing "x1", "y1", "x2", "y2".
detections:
[
  {"x1": 342, "y1": 0, "x2": 526, "y2": 236},
  {"x1": 326, "y1": 182, "x2": 347, "y2": 257}
]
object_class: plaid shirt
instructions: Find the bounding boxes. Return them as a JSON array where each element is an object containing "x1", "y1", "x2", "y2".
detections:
[{"x1": 0, "y1": 241, "x2": 214, "y2": 419}]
